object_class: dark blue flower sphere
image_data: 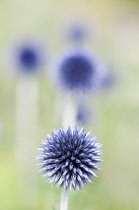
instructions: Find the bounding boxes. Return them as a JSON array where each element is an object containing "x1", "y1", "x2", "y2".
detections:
[
  {"x1": 18, "y1": 47, "x2": 39, "y2": 70},
  {"x1": 37, "y1": 127, "x2": 103, "y2": 190},
  {"x1": 11, "y1": 40, "x2": 45, "y2": 75},
  {"x1": 51, "y1": 48, "x2": 101, "y2": 93},
  {"x1": 60, "y1": 55, "x2": 93, "y2": 90}
]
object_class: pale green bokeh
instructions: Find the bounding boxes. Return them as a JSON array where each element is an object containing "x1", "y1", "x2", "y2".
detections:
[{"x1": 0, "y1": 0, "x2": 139, "y2": 209}]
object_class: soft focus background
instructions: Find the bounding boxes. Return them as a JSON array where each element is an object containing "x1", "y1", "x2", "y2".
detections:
[{"x1": 0, "y1": 0, "x2": 139, "y2": 209}]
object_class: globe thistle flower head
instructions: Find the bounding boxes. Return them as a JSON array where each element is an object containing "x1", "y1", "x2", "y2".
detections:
[
  {"x1": 67, "y1": 24, "x2": 87, "y2": 42},
  {"x1": 76, "y1": 104, "x2": 90, "y2": 125},
  {"x1": 100, "y1": 72, "x2": 115, "y2": 90},
  {"x1": 50, "y1": 47, "x2": 101, "y2": 94},
  {"x1": 37, "y1": 127, "x2": 103, "y2": 191},
  {"x1": 9, "y1": 39, "x2": 46, "y2": 75}
]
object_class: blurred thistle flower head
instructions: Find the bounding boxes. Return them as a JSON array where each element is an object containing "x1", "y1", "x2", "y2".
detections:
[
  {"x1": 37, "y1": 126, "x2": 103, "y2": 190},
  {"x1": 7, "y1": 38, "x2": 46, "y2": 75},
  {"x1": 66, "y1": 23, "x2": 88, "y2": 42},
  {"x1": 99, "y1": 72, "x2": 115, "y2": 90},
  {"x1": 50, "y1": 47, "x2": 103, "y2": 94},
  {"x1": 76, "y1": 103, "x2": 90, "y2": 125}
]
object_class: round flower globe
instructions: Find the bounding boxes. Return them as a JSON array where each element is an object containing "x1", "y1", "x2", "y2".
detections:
[
  {"x1": 76, "y1": 103, "x2": 90, "y2": 125},
  {"x1": 7, "y1": 38, "x2": 46, "y2": 76},
  {"x1": 100, "y1": 72, "x2": 115, "y2": 90},
  {"x1": 50, "y1": 47, "x2": 103, "y2": 94},
  {"x1": 37, "y1": 126, "x2": 103, "y2": 190},
  {"x1": 66, "y1": 24, "x2": 87, "y2": 41}
]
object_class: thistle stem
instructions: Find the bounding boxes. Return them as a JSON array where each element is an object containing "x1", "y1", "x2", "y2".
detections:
[
  {"x1": 62, "y1": 95, "x2": 77, "y2": 127},
  {"x1": 15, "y1": 76, "x2": 39, "y2": 208},
  {"x1": 60, "y1": 190, "x2": 69, "y2": 210},
  {"x1": 60, "y1": 95, "x2": 78, "y2": 210}
]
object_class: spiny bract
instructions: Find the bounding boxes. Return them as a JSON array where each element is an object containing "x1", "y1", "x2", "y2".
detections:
[{"x1": 37, "y1": 127, "x2": 103, "y2": 190}]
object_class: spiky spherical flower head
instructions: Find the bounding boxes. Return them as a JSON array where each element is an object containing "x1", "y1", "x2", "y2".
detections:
[
  {"x1": 37, "y1": 127, "x2": 103, "y2": 191},
  {"x1": 50, "y1": 47, "x2": 102, "y2": 94}
]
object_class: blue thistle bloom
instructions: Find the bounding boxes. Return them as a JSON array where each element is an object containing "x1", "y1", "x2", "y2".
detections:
[
  {"x1": 67, "y1": 24, "x2": 87, "y2": 41},
  {"x1": 100, "y1": 72, "x2": 115, "y2": 90},
  {"x1": 76, "y1": 104, "x2": 90, "y2": 125},
  {"x1": 11, "y1": 40, "x2": 45, "y2": 75},
  {"x1": 51, "y1": 48, "x2": 101, "y2": 93},
  {"x1": 37, "y1": 127, "x2": 103, "y2": 190}
]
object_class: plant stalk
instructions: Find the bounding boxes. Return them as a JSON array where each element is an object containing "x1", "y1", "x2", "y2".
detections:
[{"x1": 60, "y1": 190, "x2": 69, "y2": 210}]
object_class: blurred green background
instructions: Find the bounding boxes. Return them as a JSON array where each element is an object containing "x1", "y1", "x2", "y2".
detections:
[{"x1": 0, "y1": 0, "x2": 139, "y2": 209}]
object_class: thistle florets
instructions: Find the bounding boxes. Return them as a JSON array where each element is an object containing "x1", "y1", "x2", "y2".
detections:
[{"x1": 37, "y1": 127, "x2": 103, "y2": 190}]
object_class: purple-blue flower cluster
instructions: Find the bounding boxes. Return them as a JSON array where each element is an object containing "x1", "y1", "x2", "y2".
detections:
[
  {"x1": 51, "y1": 48, "x2": 101, "y2": 93},
  {"x1": 12, "y1": 40, "x2": 45, "y2": 74},
  {"x1": 67, "y1": 24, "x2": 87, "y2": 41},
  {"x1": 76, "y1": 104, "x2": 90, "y2": 125},
  {"x1": 60, "y1": 54, "x2": 93, "y2": 90},
  {"x1": 37, "y1": 127, "x2": 102, "y2": 190},
  {"x1": 100, "y1": 72, "x2": 115, "y2": 90},
  {"x1": 17, "y1": 46, "x2": 39, "y2": 70}
]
